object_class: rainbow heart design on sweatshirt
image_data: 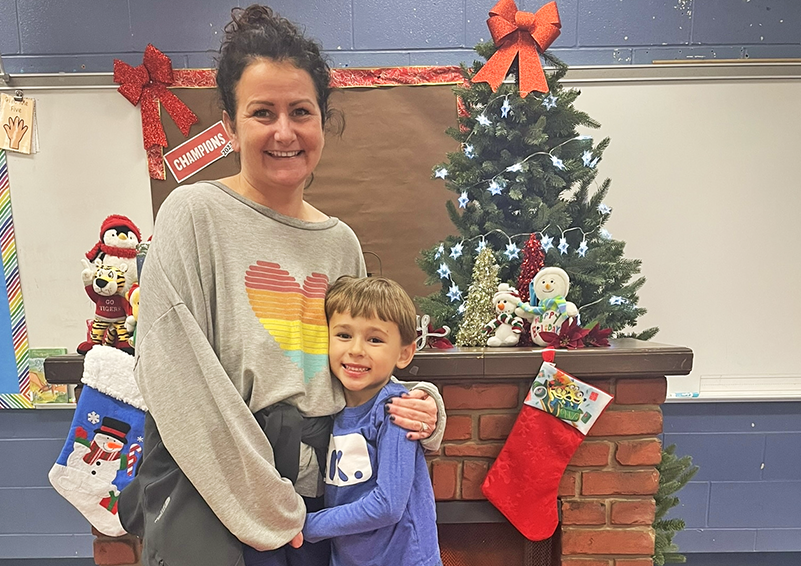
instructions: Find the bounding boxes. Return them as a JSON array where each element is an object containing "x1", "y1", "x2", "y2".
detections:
[{"x1": 245, "y1": 262, "x2": 329, "y2": 382}]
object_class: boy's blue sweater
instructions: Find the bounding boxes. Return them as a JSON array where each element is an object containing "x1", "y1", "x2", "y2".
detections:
[{"x1": 303, "y1": 381, "x2": 441, "y2": 566}]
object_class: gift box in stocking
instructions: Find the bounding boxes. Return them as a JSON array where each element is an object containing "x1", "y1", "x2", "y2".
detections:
[
  {"x1": 49, "y1": 345, "x2": 146, "y2": 536},
  {"x1": 482, "y1": 358, "x2": 613, "y2": 541}
]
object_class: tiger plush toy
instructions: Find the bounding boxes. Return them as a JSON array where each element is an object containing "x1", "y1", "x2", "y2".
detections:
[{"x1": 77, "y1": 259, "x2": 133, "y2": 355}]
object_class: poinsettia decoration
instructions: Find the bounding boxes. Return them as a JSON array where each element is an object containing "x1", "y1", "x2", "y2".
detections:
[
  {"x1": 539, "y1": 318, "x2": 590, "y2": 350},
  {"x1": 583, "y1": 323, "x2": 613, "y2": 348}
]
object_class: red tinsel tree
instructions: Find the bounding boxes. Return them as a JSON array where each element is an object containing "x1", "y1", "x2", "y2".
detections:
[{"x1": 516, "y1": 234, "x2": 545, "y2": 346}]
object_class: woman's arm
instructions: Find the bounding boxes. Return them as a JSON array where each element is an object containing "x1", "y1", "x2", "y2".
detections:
[{"x1": 389, "y1": 380, "x2": 446, "y2": 450}]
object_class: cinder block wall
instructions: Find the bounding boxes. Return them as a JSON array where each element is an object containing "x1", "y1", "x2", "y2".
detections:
[{"x1": 2, "y1": 0, "x2": 801, "y2": 73}]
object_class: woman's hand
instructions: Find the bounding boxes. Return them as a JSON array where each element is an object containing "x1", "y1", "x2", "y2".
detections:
[
  {"x1": 386, "y1": 390, "x2": 438, "y2": 441},
  {"x1": 289, "y1": 531, "x2": 303, "y2": 548}
]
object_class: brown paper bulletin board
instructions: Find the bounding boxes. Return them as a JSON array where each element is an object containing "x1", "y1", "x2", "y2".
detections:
[{"x1": 154, "y1": 84, "x2": 460, "y2": 301}]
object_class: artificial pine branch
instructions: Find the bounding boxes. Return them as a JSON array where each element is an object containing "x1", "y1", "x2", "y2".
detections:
[{"x1": 653, "y1": 445, "x2": 699, "y2": 565}]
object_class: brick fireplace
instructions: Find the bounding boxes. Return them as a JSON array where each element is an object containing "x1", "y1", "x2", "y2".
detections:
[{"x1": 46, "y1": 338, "x2": 692, "y2": 566}]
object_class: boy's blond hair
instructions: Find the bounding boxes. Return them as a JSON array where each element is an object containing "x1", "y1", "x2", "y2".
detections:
[{"x1": 325, "y1": 276, "x2": 418, "y2": 346}]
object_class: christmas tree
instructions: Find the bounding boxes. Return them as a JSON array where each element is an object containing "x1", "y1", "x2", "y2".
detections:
[
  {"x1": 417, "y1": 39, "x2": 658, "y2": 341},
  {"x1": 653, "y1": 444, "x2": 699, "y2": 565}
]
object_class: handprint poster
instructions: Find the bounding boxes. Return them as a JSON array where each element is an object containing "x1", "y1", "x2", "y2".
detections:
[{"x1": 1, "y1": 93, "x2": 35, "y2": 154}]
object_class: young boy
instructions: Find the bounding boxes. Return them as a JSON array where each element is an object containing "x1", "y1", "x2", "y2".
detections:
[{"x1": 302, "y1": 276, "x2": 442, "y2": 566}]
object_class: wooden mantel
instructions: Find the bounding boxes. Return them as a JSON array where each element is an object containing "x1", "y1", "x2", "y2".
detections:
[
  {"x1": 396, "y1": 338, "x2": 693, "y2": 381},
  {"x1": 44, "y1": 338, "x2": 693, "y2": 385}
]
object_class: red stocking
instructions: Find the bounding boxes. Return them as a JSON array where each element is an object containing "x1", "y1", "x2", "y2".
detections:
[
  {"x1": 482, "y1": 358, "x2": 612, "y2": 541},
  {"x1": 482, "y1": 406, "x2": 584, "y2": 541}
]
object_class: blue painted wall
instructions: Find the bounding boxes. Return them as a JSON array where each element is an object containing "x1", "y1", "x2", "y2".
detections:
[
  {"x1": 663, "y1": 402, "x2": 801, "y2": 554},
  {"x1": 0, "y1": 409, "x2": 94, "y2": 559},
  {"x1": 1, "y1": 0, "x2": 801, "y2": 73}
]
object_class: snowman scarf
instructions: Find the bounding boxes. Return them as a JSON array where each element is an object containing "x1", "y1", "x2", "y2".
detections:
[{"x1": 48, "y1": 346, "x2": 146, "y2": 536}]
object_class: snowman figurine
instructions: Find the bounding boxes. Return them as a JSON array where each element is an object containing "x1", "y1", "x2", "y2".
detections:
[
  {"x1": 516, "y1": 267, "x2": 579, "y2": 346},
  {"x1": 484, "y1": 283, "x2": 525, "y2": 347}
]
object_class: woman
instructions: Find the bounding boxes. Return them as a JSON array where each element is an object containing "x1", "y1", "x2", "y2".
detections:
[{"x1": 119, "y1": 6, "x2": 443, "y2": 566}]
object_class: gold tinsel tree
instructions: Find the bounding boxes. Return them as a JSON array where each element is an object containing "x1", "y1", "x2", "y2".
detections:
[{"x1": 456, "y1": 246, "x2": 500, "y2": 346}]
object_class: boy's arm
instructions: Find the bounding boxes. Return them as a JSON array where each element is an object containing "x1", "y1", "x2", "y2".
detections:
[
  {"x1": 302, "y1": 415, "x2": 417, "y2": 543},
  {"x1": 390, "y1": 378, "x2": 446, "y2": 451}
]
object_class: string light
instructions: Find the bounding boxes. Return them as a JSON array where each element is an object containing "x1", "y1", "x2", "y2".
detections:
[
  {"x1": 558, "y1": 237, "x2": 569, "y2": 255},
  {"x1": 447, "y1": 283, "x2": 463, "y2": 302},
  {"x1": 475, "y1": 239, "x2": 488, "y2": 253},
  {"x1": 487, "y1": 180, "x2": 504, "y2": 195},
  {"x1": 437, "y1": 263, "x2": 451, "y2": 279},
  {"x1": 450, "y1": 242, "x2": 464, "y2": 259},
  {"x1": 598, "y1": 203, "x2": 612, "y2": 214},
  {"x1": 550, "y1": 155, "x2": 565, "y2": 170},
  {"x1": 464, "y1": 144, "x2": 475, "y2": 158},
  {"x1": 458, "y1": 191, "x2": 469, "y2": 208},
  {"x1": 476, "y1": 114, "x2": 492, "y2": 127},
  {"x1": 434, "y1": 168, "x2": 448, "y2": 179},
  {"x1": 501, "y1": 96, "x2": 512, "y2": 118},
  {"x1": 540, "y1": 234, "x2": 554, "y2": 252},
  {"x1": 504, "y1": 242, "x2": 521, "y2": 259},
  {"x1": 578, "y1": 239, "x2": 589, "y2": 257},
  {"x1": 542, "y1": 94, "x2": 558, "y2": 110},
  {"x1": 434, "y1": 243, "x2": 444, "y2": 259}
]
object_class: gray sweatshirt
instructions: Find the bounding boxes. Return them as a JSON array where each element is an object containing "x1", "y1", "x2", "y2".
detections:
[{"x1": 135, "y1": 181, "x2": 444, "y2": 552}]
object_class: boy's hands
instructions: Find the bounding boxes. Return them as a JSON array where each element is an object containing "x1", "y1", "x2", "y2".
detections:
[
  {"x1": 386, "y1": 390, "x2": 437, "y2": 441},
  {"x1": 289, "y1": 531, "x2": 303, "y2": 548}
]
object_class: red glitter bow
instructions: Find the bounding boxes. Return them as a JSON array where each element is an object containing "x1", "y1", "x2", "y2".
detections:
[
  {"x1": 471, "y1": 0, "x2": 561, "y2": 97},
  {"x1": 113, "y1": 45, "x2": 198, "y2": 154}
]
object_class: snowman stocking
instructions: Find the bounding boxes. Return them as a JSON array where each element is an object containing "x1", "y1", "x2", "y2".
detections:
[
  {"x1": 49, "y1": 346, "x2": 146, "y2": 537},
  {"x1": 482, "y1": 355, "x2": 613, "y2": 541}
]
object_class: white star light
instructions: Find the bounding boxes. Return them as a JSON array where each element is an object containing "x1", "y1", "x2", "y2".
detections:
[
  {"x1": 476, "y1": 239, "x2": 488, "y2": 253},
  {"x1": 501, "y1": 97, "x2": 512, "y2": 118},
  {"x1": 582, "y1": 150, "x2": 594, "y2": 167},
  {"x1": 488, "y1": 180, "x2": 504, "y2": 196},
  {"x1": 458, "y1": 302, "x2": 467, "y2": 314},
  {"x1": 541, "y1": 234, "x2": 554, "y2": 252},
  {"x1": 558, "y1": 237, "x2": 569, "y2": 255},
  {"x1": 464, "y1": 144, "x2": 475, "y2": 158},
  {"x1": 434, "y1": 168, "x2": 448, "y2": 179},
  {"x1": 609, "y1": 296, "x2": 627, "y2": 306},
  {"x1": 450, "y1": 242, "x2": 464, "y2": 259},
  {"x1": 578, "y1": 239, "x2": 589, "y2": 257},
  {"x1": 599, "y1": 228, "x2": 612, "y2": 240},
  {"x1": 598, "y1": 203, "x2": 612, "y2": 214},
  {"x1": 447, "y1": 283, "x2": 463, "y2": 302},
  {"x1": 434, "y1": 243, "x2": 444, "y2": 259},
  {"x1": 550, "y1": 155, "x2": 565, "y2": 170},
  {"x1": 87, "y1": 411, "x2": 100, "y2": 425},
  {"x1": 542, "y1": 94, "x2": 558, "y2": 110},
  {"x1": 437, "y1": 263, "x2": 451, "y2": 279},
  {"x1": 504, "y1": 242, "x2": 520, "y2": 260},
  {"x1": 590, "y1": 156, "x2": 599, "y2": 168},
  {"x1": 458, "y1": 191, "x2": 469, "y2": 208},
  {"x1": 506, "y1": 162, "x2": 523, "y2": 172},
  {"x1": 575, "y1": 135, "x2": 592, "y2": 141},
  {"x1": 477, "y1": 114, "x2": 492, "y2": 127}
]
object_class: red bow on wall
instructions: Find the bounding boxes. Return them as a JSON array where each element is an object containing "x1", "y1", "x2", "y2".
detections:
[
  {"x1": 471, "y1": 0, "x2": 561, "y2": 97},
  {"x1": 113, "y1": 45, "x2": 198, "y2": 175}
]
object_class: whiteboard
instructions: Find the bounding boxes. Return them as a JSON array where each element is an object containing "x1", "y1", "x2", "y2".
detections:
[
  {"x1": 566, "y1": 65, "x2": 801, "y2": 400},
  {"x1": 4, "y1": 88, "x2": 153, "y2": 352},
  {"x1": 3, "y1": 64, "x2": 800, "y2": 401}
]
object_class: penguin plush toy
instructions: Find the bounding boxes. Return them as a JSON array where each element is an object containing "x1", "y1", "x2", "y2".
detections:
[{"x1": 85, "y1": 215, "x2": 141, "y2": 291}]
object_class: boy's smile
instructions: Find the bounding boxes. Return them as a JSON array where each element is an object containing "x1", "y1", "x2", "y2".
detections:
[{"x1": 328, "y1": 311, "x2": 415, "y2": 407}]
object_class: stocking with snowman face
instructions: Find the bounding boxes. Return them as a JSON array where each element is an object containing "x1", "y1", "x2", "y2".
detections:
[{"x1": 49, "y1": 345, "x2": 145, "y2": 536}]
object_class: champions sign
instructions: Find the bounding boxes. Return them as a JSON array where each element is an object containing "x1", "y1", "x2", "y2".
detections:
[{"x1": 165, "y1": 121, "x2": 233, "y2": 183}]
